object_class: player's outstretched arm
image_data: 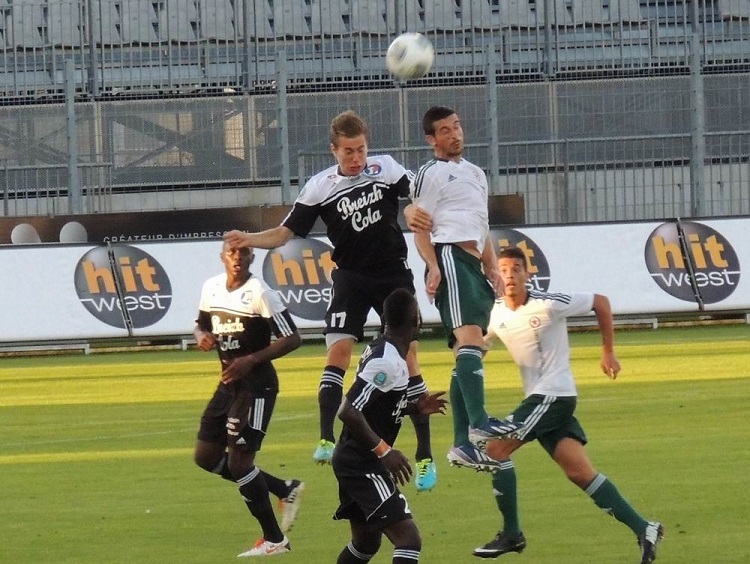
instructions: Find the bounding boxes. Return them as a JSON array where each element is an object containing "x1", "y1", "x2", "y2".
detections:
[{"x1": 223, "y1": 225, "x2": 295, "y2": 250}]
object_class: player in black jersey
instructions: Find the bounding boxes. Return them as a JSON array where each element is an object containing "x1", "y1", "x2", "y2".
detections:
[
  {"x1": 193, "y1": 242, "x2": 304, "y2": 557},
  {"x1": 332, "y1": 289, "x2": 447, "y2": 564},
  {"x1": 224, "y1": 111, "x2": 437, "y2": 491}
]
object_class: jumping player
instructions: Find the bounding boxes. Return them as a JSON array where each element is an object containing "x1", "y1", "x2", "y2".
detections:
[{"x1": 224, "y1": 110, "x2": 437, "y2": 492}]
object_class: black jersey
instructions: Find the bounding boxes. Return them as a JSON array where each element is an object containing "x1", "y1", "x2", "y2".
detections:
[
  {"x1": 332, "y1": 336, "x2": 410, "y2": 477},
  {"x1": 282, "y1": 155, "x2": 412, "y2": 275},
  {"x1": 196, "y1": 273, "x2": 297, "y2": 392}
]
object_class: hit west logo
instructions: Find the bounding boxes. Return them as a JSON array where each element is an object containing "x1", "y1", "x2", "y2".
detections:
[
  {"x1": 490, "y1": 228, "x2": 551, "y2": 292},
  {"x1": 74, "y1": 245, "x2": 172, "y2": 328},
  {"x1": 645, "y1": 221, "x2": 740, "y2": 304},
  {"x1": 262, "y1": 238, "x2": 335, "y2": 320}
]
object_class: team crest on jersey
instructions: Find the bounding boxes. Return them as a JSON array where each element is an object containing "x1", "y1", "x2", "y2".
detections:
[
  {"x1": 529, "y1": 316, "x2": 541, "y2": 328},
  {"x1": 363, "y1": 163, "x2": 382, "y2": 176},
  {"x1": 373, "y1": 371, "x2": 388, "y2": 386},
  {"x1": 240, "y1": 290, "x2": 253, "y2": 305}
]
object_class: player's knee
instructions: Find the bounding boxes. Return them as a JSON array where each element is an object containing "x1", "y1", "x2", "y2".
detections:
[{"x1": 193, "y1": 442, "x2": 224, "y2": 472}]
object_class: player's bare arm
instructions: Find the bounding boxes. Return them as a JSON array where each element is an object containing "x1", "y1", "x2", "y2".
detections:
[
  {"x1": 403, "y1": 203, "x2": 433, "y2": 232},
  {"x1": 481, "y1": 237, "x2": 501, "y2": 294},
  {"x1": 223, "y1": 225, "x2": 295, "y2": 250},
  {"x1": 337, "y1": 399, "x2": 413, "y2": 486},
  {"x1": 592, "y1": 293, "x2": 621, "y2": 379},
  {"x1": 414, "y1": 230, "x2": 441, "y2": 302},
  {"x1": 221, "y1": 330, "x2": 302, "y2": 384}
]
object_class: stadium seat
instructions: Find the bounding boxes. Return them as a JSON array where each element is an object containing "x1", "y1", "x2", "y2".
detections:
[
  {"x1": 500, "y1": 0, "x2": 572, "y2": 28},
  {"x1": 163, "y1": 0, "x2": 200, "y2": 43},
  {"x1": 421, "y1": 0, "x2": 463, "y2": 32},
  {"x1": 349, "y1": 0, "x2": 398, "y2": 35},
  {"x1": 47, "y1": 2, "x2": 84, "y2": 47},
  {"x1": 119, "y1": 0, "x2": 161, "y2": 44},
  {"x1": 8, "y1": 2, "x2": 45, "y2": 49},
  {"x1": 465, "y1": 0, "x2": 503, "y2": 30},
  {"x1": 570, "y1": 0, "x2": 644, "y2": 25},
  {"x1": 273, "y1": 0, "x2": 312, "y2": 38},
  {"x1": 200, "y1": 0, "x2": 256, "y2": 41},
  {"x1": 314, "y1": 0, "x2": 350, "y2": 36},
  {"x1": 717, "y1": 0, "x2": 750, "y2": 20}
]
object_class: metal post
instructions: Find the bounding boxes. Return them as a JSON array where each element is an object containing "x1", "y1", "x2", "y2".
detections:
[
  {"x1": 87, "y1": 0, "x2": 100, "y2": 97},
  {"x1": 65, "y1": 60, "x2": 83, "y2": 214},
  {"x1": 486, "y1": 43, "x2": 500, "y2": 195},
  {"x1": 276, "y1": 50, "x2": 292, "y2": 203},
  {"x1": 689, "y1": 0, "x2": 706, "y2": 217},
  {"x1": 2, "y1": 161, "x2": 8, "y2": 216},
  {"x1": 543, "y1": 0, "x2": 554, "y2": 78},
  {"x1": 242, "y1": 0, "x2": 254, "y2": 90}
]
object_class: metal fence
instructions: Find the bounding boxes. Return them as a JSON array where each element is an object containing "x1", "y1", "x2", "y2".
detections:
[
  {"x1": 3, "y1": 0, "x2": 750, "y2": 98},
  {"x1": 2, "y1": 0, "x2": 750, "y2": 223}
]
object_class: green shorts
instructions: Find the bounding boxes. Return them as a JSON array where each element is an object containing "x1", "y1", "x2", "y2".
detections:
[
  {"x1": 508, "y1": 395, "x2": 588, "y2": 456},
  {"x1": 434, "y1": 244, "x2": 495, "y2": 345}
]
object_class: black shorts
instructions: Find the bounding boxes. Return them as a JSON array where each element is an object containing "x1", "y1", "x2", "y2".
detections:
[
  {"x1": 332, "y1": 471, "x2": 413, "y2": 529},
  {"x1": 197, "y1": 383, "x2": 277, "y2": 452},
  {"x1": 324, "y1": 265, "x2": 417, "y2": 341}
]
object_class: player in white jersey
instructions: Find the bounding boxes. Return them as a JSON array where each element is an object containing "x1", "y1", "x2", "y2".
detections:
[
  {"x1": 408, "y1": 106, "x2": 518, "y2": 474},
  {"x1": 471, "y1": 247, "x2": 664, "y2": 563},
  {"x1": 193, "y1": 242, "x2": 303, "y2": 557},
  {"x1": 224, "y1": 111, "x2": 437, "y2": 491}
]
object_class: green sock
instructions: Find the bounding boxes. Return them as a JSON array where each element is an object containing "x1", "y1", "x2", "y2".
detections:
[
  {"x1": 491, "y1": 461, "x2": 521, "y2": 535},
  {"x1": 455, "y1": 346, "x2": 488, "y2": 428},
  {"x1": 449, "y1": 370, "x2": 470, "y2": 446},
  {"x1": 586, "y1": 473, "x2": 648, "y2": 535}
]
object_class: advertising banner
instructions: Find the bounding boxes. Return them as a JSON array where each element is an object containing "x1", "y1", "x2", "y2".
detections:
[{"x1": 0, "y1": 217, "x2": 747, "y2": 343}]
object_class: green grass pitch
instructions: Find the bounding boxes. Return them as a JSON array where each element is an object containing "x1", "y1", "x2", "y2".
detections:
[{"x1": 1, "y1": 325, "x2": 749, "y2": 563}]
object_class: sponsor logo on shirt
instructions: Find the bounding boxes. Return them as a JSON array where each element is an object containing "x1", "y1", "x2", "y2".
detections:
[
  {"x1": 337, "y1": 184, "x2": 385, "y2": 232},
  {"x1": 644, "y1": 221, "x2": 740, "y2": 304},
  {"x1": 363, "y1": 163, "x2": 382, "y2": 176}
]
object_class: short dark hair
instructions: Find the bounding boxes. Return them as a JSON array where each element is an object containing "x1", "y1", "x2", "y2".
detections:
[
  {"x1": 383, "y1": 288, "x2": 418, "y2": 331},
  {"x1": 330, "y1": 110, "x2": 369, "y2": 145},
  {"x1": 498, "y1": 247, "x2": 527, "y2": 269},
  {"x1": 422, "y1": 106, "x2": 456, "y2": 135}
]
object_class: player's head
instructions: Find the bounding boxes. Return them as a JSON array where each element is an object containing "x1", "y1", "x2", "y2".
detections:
[
  {"x1": 330, "y1": 110, "x2": 369, "y2": 177},
  {"x1": 383, "y1": 288, "x2": 419, "y2": 337},
  {"x1": 221, "y1": 240, "x2": 253, "y2": 280},
  {"x1": 497, "y1": 247, "x2": 529, "y2": 298},
  {"x1": 423, "y1": 106, "x2": 463, "y2": 160}
]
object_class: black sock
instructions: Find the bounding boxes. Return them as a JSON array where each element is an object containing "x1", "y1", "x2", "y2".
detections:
[
  {"x1": 406, "y1": 374, "x2": 432, "y2": 460},
  {"x1": 259, "y1": 470, "x2": 289, "y2": 499},
  {"x1": 237, "y1": 466, "x2": 283, "y2": 542},
  {"x1": 393, "y1": 545, "x2": 421, "y2": 563},
  {"x1": 336, "y1": 542, "x2": 375, "y2": 563},
  {"x1": 319, "y1": 365, "x2": 345, "y2": 442}
]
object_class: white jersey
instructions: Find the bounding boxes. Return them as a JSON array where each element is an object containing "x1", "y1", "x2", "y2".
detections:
[
  {"x1": 485, "y1": 290, "x2": 594, "y2": 398},
  {"x1": 410, "y1": 158, "x2": 490, "y2": 254}
]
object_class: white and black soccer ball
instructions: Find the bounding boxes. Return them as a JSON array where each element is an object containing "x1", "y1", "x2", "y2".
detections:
[{"x1": 385, "y1": 33, "x2": 435, "y2": 80}]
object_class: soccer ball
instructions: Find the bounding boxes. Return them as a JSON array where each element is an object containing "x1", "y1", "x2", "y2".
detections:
[{"x1": 385, "y1": 33, "x2": 435, "y2": 80}]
